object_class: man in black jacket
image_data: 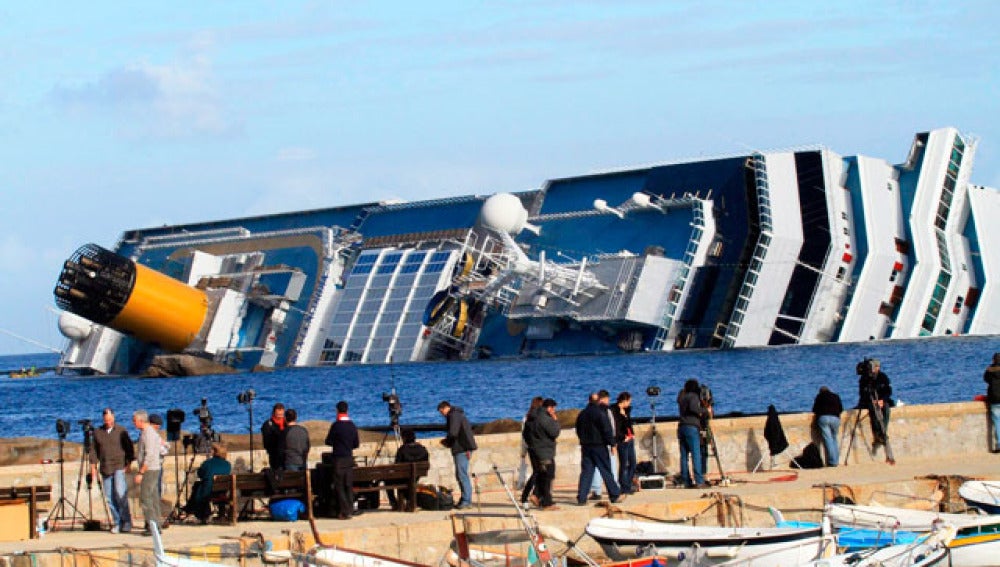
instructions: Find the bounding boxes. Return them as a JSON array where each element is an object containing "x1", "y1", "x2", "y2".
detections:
[
  {"x1": 812, "y1": 386, "x2": 843, "y2": 467},
  {"x1": 325, "y1": 401, "x2": 359, "y2": 519},
  {"x1": 261, "y1": 403, "x2": 286, "y2": 471},
  {"x1": 575, "y1": 394, "x2": 623, "y2": 505},
  {"x1": 388, "y1": 428, "x2": 429, "y2": 510},
  {"x1": 858, "y1": 359, "x2": 893, "y2": 444},
  {"x1": 677, "y1": 380, "x2": 708, "y2": 488},
  {"x1": 612, "y1": 392, "x2": 636, "y2": 494},
  {"x1": 524, "y1": 398, "x2": 560, "y2": 510},
  {"x1": 984, "y1": 353, "x2": 1000, "y2": 452},
  {"x1": 438, "y1": 401, "x2": 477, "y2": 509}
]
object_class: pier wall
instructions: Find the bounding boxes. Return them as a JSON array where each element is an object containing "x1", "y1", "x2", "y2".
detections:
[{"x1": 0, "y1": 401, "x2": 990, "y2": 522}]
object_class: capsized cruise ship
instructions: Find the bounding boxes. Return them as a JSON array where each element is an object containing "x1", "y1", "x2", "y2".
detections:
[{"x1": 52, "y1": 127, "x2": 1000, "y2": 374}]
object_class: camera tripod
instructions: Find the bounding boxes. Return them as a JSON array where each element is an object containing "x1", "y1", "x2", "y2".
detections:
[
  {"x1": 701, "y1": 411, "x2": 730, "y2": 485},
  {"x1": 168, "y1": 440, "x2": 207, "y2": 522},
  {"x1": 371, "y1": 422, "x2": 403, "y2": 464},
  {"x1": 841, "y1": 392, "x2": 895, "y2": 465},
  {"x1": 47, "y1": 432, "x2": 110, "y2": 531},
  {"x1": 647, "y1": 399, "x2": 666, "y2": 474}
]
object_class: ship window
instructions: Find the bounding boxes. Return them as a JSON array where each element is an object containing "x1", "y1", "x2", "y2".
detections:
[
  {"x1": 405, "y1": 252, "x2": 427, "y2": 265},
  {"x1": 352, "y1": 263, "x2": 373, "y2": 275},
  {"x1": 431, "y1": 251, "x2": 451, "y2": 262}
]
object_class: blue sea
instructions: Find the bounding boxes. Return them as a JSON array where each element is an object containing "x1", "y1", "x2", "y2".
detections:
[{"x1": 1, "y1": 334, "x2": 998, "y2": 443}]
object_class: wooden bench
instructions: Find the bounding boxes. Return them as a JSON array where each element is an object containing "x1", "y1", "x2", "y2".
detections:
[
  {"x1": 0, "y1": 485, "x2": 51, "y2": 539},
  {"x1": 352, "y1": 461, "x2": 430, "y2": 512},
  {"x1": 210, "y1": 470, "x2": 313, "y2": 525}
]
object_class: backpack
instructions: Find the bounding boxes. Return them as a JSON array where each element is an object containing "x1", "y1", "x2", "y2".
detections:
[
  {"x1": 416, "y1": 484, "x2": 455, "y2": 511},
  {"x1": 269, "y1": 497, "x2": 305, "y2": 521}
]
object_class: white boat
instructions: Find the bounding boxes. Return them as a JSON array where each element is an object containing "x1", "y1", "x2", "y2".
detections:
[
  {"x1": 152, "y1": 522, "x2": 231, "y2": 567},
  {"x1": 958, "y1": 480, "x2": 1000, "y2": 515},
  {"x1": 826, "y1": 503, "x2": 1000, "y2": 567},
  {"x1": 585, "y1": 517, "x2": 826, "y2": 564},
  {"x1": 799, "y1": 526, "x2": 955, "y2": 567}
]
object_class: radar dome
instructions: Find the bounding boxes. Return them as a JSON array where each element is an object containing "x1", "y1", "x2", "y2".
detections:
[
  {"x1": 58, "y1": 310, "x2": 93, "y2": 341},
  {"x1": 480, "y1": 193, "x2": 540, "y2": 235}
]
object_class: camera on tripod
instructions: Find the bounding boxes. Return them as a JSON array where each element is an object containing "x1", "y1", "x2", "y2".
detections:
[
  {"x1": 646, "y1": 385, "x2": 661, "y2": 397},
  {"x1": 185, "y1": 399, "x2": 219, "y2": 454},
  {"x1": 55, "y1": 419, "x2": 71, "y2": 439},
  {"x1": 856, "y1": 357, "x2": 875, "y2": 377},
  {"x1": 382, "y1": 390, "x2": 403, "y2": 425},
  {"x1": 699, "y1": 383, "x2": 714, "y2": 407},
  {"x1": 237, "y1": 389, "x2": 256, "y2": 405}
]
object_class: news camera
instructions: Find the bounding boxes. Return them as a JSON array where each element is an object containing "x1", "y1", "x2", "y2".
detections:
[
  {"x1": 856, "y1": 357, "x2": 875, "y2": 377},
  {"x1": 646, "y1": 385, "x2": 661, "y2": 397},
  {"x1": 382, "y1": 390, "x2": 403, "y2": 425},
  {"x1": 237, "y1": 389, "x2": 256, "y2": 405},
  {"x1": 185, "y1": 398, "x2": 219, "y2": 454},
  {"x1": 699, "y1": 383, "x2": 714, "y2": 407}
]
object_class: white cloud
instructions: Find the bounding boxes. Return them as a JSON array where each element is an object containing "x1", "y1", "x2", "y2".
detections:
[{"x1": 51, "y1": 43, "x2": 241, "y2": 140}]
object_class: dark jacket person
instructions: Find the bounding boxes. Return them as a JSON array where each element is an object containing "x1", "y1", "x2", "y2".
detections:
[
  {"x1": 574, "y1": 396, "x2": 622, "y2": 504},
  {"x1": 325, "y1": 400, "x2": 359, "y2": 519},
  {"x1": 261, "y1": 403, "x2": 286, "y2": 470},
  {"x1": 524, "y1": 398, "x2": 560, "y2": 508},
  {"x1": 985, "y1": 353, "x2": 1000, "y2": 452},
  {"x1": 185, "y1": 443, "x2": 231, "y2": 522}
]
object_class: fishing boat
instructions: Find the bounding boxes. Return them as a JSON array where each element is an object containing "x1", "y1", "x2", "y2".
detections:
[
  {"x1": 798, "y1": 526, "x2": 955, "y2": 567},
  {"x1": 958, "y1": 480, "x2": 1000, "y2": 515},
  {"x1": 826, "y1": 503, "x2": 1000, "y2": 566},
  {"x1": 584, "y1": 517, "x2": 826, "y2": 564}
]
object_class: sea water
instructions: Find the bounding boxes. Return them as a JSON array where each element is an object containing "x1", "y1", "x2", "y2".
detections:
[{"x1": 1, "y1": 334, "x2": 998, "y2": 442}]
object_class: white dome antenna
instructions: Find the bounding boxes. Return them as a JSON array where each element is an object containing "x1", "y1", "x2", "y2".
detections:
[{"x1": 480, "y1": 193, "x2": 540, "y2": 235}]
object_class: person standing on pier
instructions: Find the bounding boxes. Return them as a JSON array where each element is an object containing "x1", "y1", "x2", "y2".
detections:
[
  {"x1": 438, "y1": 400, "x2": 478, "y2": 509},
  {"x1": 677, "y1": 379, "x2": 708, "y2": 488},
  {"x1": 133, "y1": 409, "x2": 165, "y2": 533},
  {"x1": 984, "y1": 353, "x2": 1000, "y2": 453},
  {"x1": 575, "y1": 393, "x2": 624, "y2": 504},
  {"x1": 261, "y1": 403, "x2": 286, "y2": 470},
  {"x1": 524, "y1": 398, "x2": 561, "y2": 510},
  {"x1": 282, "y1": 409, "x2": 310, "y2": 472},
  {"x1": 812, "y1": 386, "x2": 844, "y2": 466},
  {"x1": 90, "y1": 408, "x2": 134, "y2": 534},
  {"x1": 613, "y1": 392, "x2": 637, "y2": 494},
  {"x1": 325, "y1": 400, "x2": 359, "y2": 520}
]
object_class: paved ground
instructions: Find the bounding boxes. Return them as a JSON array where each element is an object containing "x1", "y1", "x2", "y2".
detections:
[{"x1": 2, "y1": 451, "x2": 998, "y2": 557}]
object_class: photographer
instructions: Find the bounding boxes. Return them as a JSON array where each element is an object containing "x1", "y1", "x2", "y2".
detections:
[
  {"x1": 184, "y1": 443, "x2": 231, "y2": 523},
  {"x1": 89, "y1": 408, "x2": 134, "y2": 534},
  {"x1": 325, "y1": 400, "x2": 359, "y2": 520},
  {"x1": 261, "y1": 403, "x2": 286, "y2": 470},
  {"x1": 857, "y1": 358, "x2": 893, "y2": 446},
  {"x1": 677, "y1": 379, "x2": 708, "y2": 489},
  {"x1": 438, "y1": 400, "x2": 477, "y2": 510},
  {"x1": 387, "y1": 428, "x2": 429, "y2": 511}
]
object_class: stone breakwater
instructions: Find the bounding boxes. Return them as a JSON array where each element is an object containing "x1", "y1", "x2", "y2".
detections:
[{"x1": 0, "y1": 401, "x2": 996, "y2": 564}]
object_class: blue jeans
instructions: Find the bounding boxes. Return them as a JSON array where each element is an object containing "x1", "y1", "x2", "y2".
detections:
[
  {"x1": 577, "y1": 445, "x2": 620, "y2": 503},
  {"x1": 990, "y1": 404, "x2": 1000, "y2": 450},
  {"x1": 817, "y1": 415, "x2": 841, "y2": 466},
  {"x1": 453, "y1": 451, "x2": 473, "y2": 506},
  {"x1": 102, "y1": 469, "x2": 132, "y2": 530},
  {"x1": 617, "y1": 440, "x2": 636, "y2": 493},
  {"x1": 590, "y1": 448, "x2": 618, "y2": 495},
  {"x1": 678, "y1": 425, "x2": 704, "y2": 486}
]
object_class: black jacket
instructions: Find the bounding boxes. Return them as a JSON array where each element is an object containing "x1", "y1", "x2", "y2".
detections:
[
  {"x1": 812, "y1": 390, "x2": 844, "y2": 417},
  {"x1": 985, "y1": 364, "x2": 1000, "y2": 404},
  {"x1": 858, "y1": 371, "x2": 893, "y2": 409},
  {"x1": 524, "y1": 407, "x2": 561, "y2": 461},
  {"x1": 443, "y1": 406, "x2": 477, "y2": 455},
  {"x1": 575, "y1": 402, "x2": 614, "y2": 447},
  {"x1": 325, "y1": 418, "x2": 359, "y2": 458},
  {"x1": 611, "y1": 403, "x2": 633, "y2": 444},
  {"x1": 395, "y1": 441, "x2": 429, "y2": 463},
  {"x1": 677, "y1": 391, "x2": 705, "y2": 428},
  {"x1": 261, "y1": 418, "x2": 285, "y2": 466}
]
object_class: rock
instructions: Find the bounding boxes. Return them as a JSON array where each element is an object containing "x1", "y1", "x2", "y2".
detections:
[{"x1": 144, "y1": 354, "x2": 238, "y2": 377}]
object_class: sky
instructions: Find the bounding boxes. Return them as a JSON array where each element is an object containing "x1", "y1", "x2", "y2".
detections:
[{"x1": 2, "y1": 1, "x2": 999, "y2": 355}]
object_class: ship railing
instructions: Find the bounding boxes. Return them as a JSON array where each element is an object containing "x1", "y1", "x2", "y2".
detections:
[{"x1": 653, "y1": 199, "x2": 708, "y2": 350}]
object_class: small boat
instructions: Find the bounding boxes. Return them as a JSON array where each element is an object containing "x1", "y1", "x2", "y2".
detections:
[
  {"x1": 798, "y1": 525, "x2": 955, "y2": 567},
  {"x1": 584, "y1": 517, "x2": 826, "y2": 564},
  {"x1": 958, "y1": 480, "x2": 1000, "y2": 514},
  {"x1": 826, "y1": 503, "x2": 1000, "y2": 566},
  {"x1": 8, "y1": 368, "x2": 40, "y2": 378}
]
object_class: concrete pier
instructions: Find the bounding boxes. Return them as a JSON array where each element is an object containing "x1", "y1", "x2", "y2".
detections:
[{"x1": 0, "y1": 400, "x2": 996, "y2": 566}]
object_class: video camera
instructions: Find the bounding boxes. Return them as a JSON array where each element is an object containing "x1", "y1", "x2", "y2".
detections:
[
  {"x1": 646, "y1": 385, "x2": 661, "y2": 397},
  {"x1": 856, "y1": 358, "x2": 876, "y2": 377},
  {"x1": 699, "y1": 383, "x2": 714, "y2": 407},
  {"x1": 237, "y1": 389, "x2": 256, "y2": 405},
  {"x1": 185, "y1": 399, "x2": 219, "y2": 454},
  {"x1": 382, "y1": 390, "x2": 403, "y2": 425}
]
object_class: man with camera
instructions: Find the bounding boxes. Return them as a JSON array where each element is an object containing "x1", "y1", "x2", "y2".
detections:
[
  {"x1": 89, "y1": 408, "x2": 134, "y2": 534},
  {"x1": 261, "y1": 403, "x2": 286, "y2": 470},
  {"x1": 857, "y1": 358, "x2": 895, "y2": 464},
  {"x1": 677, "y1": 379, "x2": 709, "y2": 488}
]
